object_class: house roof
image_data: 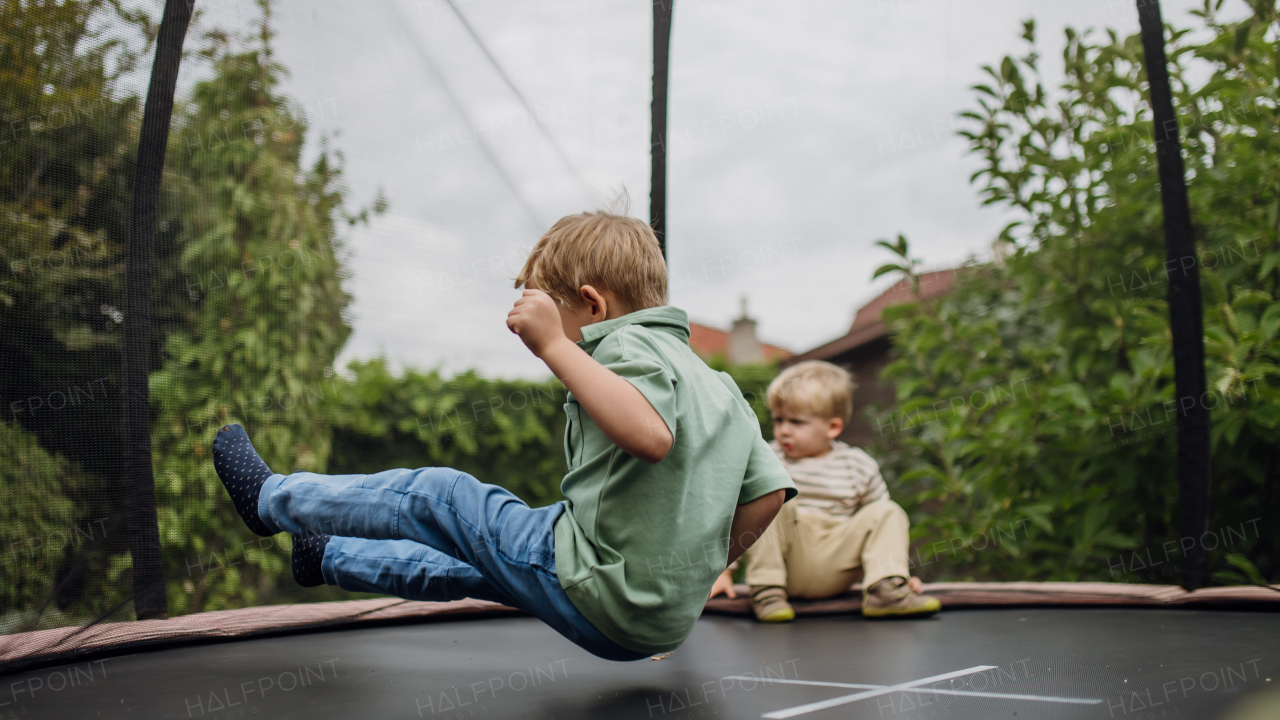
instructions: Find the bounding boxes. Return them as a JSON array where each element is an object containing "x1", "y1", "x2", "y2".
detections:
[
  {"x1": 688, "y1": 322, "x2": 793, "y2": 363},
  {"x1": 786, "y1": 268, "x2": 963, "y2": 364}
]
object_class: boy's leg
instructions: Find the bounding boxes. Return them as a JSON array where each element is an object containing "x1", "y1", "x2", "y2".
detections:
[
  {"x1": 783, "y1": 499, "x2": 910, "y2": 598},
  {"x1": 320, "y1": 537, "x2": 516, "y2": 607},
  {"x1": 742, "y1": 501, "x2": 799, "y2": 621},
  {"x1": 775, "y1": 513, "x2": 860, "y2": 599},
  {"x1": 259, "y1": 466, "x2": 648, "y2": 661},
  {"x1": 857, "y1": 497, "x2": 939, "y2": 616},
  {"x1": 257, "y1": 467, "x2": 545, "y2": 581},
  {"x1": 742, "y1": 500, "x2": 798, "y2": 588},
  {"x1": 213, "y1": 422, "x2": 539, "y2": 586},
  {"x1": 791, "y1": 499, "x2": 937, "y2": 616},
  {"x1": 845, "y1": 498, "x2": 911, "y2": 589}
]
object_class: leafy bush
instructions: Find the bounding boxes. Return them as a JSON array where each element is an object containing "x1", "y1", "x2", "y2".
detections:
[
  {"x1": 148, "y1": 10, "x2": 380, "y2": 613},
  {"x1": 0, "y1": 425, "x2": 88, "y2": 630},
  {"x1": 328, "y1": 360, "x2": 569, "y2": 507},
  {"x1": 0, "y1": 0, "x2": 171, "y2": 623},
  {"x1": 873, "y1": 2, "x2": 1280, "y2": 584},
  {"x1": 327, "y1": 357, "x2": 781, "y2": 508}
]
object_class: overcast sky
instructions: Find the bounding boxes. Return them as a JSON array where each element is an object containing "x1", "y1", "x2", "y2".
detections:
[{"x1": 195, "y1": 0, "x2": 1214, "y2": 379}]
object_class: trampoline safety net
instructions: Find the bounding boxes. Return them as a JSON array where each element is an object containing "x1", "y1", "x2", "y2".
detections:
[{"x1": 0, "y1": 1, "x2": 1277, "y2": 716}]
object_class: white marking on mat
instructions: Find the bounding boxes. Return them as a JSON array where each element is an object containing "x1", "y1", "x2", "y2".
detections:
[
  {"x1": 761, "y1": 666, "x2": 996, "y2": 719},
  {"x1": 725, "y1": 675, "x2": 1104, "y2": 707}
]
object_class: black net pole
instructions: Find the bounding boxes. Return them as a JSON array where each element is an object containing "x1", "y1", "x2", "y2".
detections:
[
  {"x1": 122, "y1": 0, "x2": 193, "y2": 620},
  {"x1": 1134, "y1": 0, "x2": 1211, "y2": 590},
  {"x1": 650, "y1": 0, "x2": 673, "y2": 259}
]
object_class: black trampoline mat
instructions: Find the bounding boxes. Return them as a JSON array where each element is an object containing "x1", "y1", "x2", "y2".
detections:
[{"x1": 3, "y1": 608, "x2": 1276, "y2": 720}]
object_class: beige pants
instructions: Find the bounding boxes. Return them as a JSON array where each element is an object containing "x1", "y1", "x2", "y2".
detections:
[{"x1": 743, "y1": 498, "x2": 910, "y2": 599}]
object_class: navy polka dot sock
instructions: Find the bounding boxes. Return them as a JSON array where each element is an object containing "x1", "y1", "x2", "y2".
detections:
[
  {"x1": 212, "y1": 424, "x2": 275, "y2": 537},
  {"x1": 292, "y1": 533, "x2": 330, "y2": 587}
]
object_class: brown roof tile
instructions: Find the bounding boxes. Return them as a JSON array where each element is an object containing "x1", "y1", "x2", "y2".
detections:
[{"x1": 787, "y1": 268, "x2": 964, "y2": 364}]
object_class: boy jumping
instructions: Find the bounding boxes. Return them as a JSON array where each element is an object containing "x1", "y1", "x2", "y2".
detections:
[
  {"x1": 710, "y1": 361, "x2": 940, "y2": 621},
  {"x1": 212, "y1": 209, "x2": 795, "y2": 660}
]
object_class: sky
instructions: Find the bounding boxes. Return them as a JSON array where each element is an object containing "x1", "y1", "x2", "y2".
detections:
[{"x1": 192, "y1": 0, "x2": 1215, "y2": 379}]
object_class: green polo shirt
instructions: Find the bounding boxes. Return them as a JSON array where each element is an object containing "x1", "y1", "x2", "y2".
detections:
[{"x1": 553, "y1": 305, "x2": 796, "y2": 655}]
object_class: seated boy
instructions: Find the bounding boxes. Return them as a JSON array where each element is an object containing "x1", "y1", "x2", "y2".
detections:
[
  {"x1": 211, "y1": 209, "x2": 796, "y2": 660},
  {"x1": 710, "y1": 361, "x2": 939, "y2": 620}
]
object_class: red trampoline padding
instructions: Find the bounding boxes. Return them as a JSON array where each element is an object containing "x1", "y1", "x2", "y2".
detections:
[
  {"x1": 4, "y1": 581, "x2": 1276, "y2": 677},
  {"x1": 0, "y1": 598, "x2": 524, "y2": 677},
  {"x1": 702, "y1": 581, "x2": 1280, "y2": 616}
]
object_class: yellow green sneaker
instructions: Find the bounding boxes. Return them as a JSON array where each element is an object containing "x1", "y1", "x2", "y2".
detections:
[
  {"x1": 750, "y1": 585, "x2": 796, "y2": 622},
  {"x1": 862, "y1": 577, "x2": 941, "y2": 618}
]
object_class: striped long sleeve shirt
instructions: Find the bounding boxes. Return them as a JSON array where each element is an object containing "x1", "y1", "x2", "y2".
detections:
[{"x1": 769, "y1": 439, "x2": 888, "y2": 518}]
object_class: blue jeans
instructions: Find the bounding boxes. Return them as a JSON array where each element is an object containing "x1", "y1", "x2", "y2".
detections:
[{"x1": 257, "y1": 467, "x2": 647, "y2": 662}]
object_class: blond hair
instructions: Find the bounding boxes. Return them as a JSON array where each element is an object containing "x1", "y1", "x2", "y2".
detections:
[
  {"x1": 514, "y1": 207, "x2": 667, "y2": 312},
  {"x1": 766, "y1": 360, "x2": 855, "y2": 421}
]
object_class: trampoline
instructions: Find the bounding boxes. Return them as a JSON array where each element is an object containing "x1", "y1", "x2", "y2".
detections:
[
  {"x1": 2, "y1": 0, "x2": 1278, "y2": 718},
  {"x1": 2, "y1": 594, "x2": 1279, "y2": 719}
]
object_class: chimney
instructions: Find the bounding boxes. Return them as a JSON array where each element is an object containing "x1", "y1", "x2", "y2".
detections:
[{"x1": 728, "y1": 296, "x2": 764, "y2": 364}]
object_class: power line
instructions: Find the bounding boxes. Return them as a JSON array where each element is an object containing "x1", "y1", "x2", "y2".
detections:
[
  {"x1": 446, "y1": 1, "x2": 594, "y2": 200},
  {"x1": 387, "y1": 3, "x2": 546, "y2": 232}
]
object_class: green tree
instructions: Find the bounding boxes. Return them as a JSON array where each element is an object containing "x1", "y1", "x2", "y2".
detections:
[
  {"x1": 0, "y1": 0, "x2": 170, "y2": 624},
  {"x1": 873, "y1": 1, "x2": 1280, "y2": 584},
  {"x1": 149, "y1": 1, "x2": 380, "y2": 613},
  {"x1": 0, "y1": 424, "x2": 88, "y2": 631}
]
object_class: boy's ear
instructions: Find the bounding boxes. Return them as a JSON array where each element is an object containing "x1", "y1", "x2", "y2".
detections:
[
  {"x1": 579, "y1": 285, "x2": 607, "y2": 320},
  {"x1": 825, "y1": 417, "x2": 844, "y2": 440}
]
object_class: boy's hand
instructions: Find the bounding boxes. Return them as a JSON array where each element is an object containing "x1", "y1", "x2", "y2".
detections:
[
  {"x1": 506, "y1": 289, "x2": 567, "y2": 358},
  {"x1": 908, "y1": 576, "x2": 924, "y2": 594},
  {"x1": 708, "y1": 568, "x2": 737, "y2": 599}
]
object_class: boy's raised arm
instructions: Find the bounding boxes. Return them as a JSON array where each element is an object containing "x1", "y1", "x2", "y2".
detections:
[
  {"x1": 539, "y1": 340, "x2": 674, "y2": 463},
  {"x1": 507, "y1": 290, "x2": 674, "y2": 463}
]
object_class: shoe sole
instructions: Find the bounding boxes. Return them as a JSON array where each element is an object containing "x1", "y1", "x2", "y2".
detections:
[
  {"x1": 754, "y1": 608, "x2": 796, "y2": 623},
  {"x1": 862, "y1": 598, "x2": 942, "y2": 619}
]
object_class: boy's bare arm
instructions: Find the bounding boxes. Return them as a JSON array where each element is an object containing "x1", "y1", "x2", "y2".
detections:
[
  {"x1": 540, "y1": 340, "x2": 674, "y2": 463},
  {"x1": 726, "y1": 489, "x2": 785, "y2": 566},
  {"x1": 507, "y1": 290, "x2": 674, "y2": 463}
]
